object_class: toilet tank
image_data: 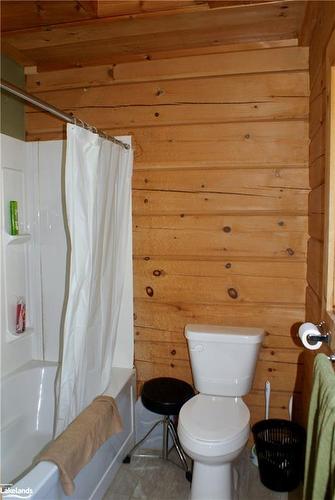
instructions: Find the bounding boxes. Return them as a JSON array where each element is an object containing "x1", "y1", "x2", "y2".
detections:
[{"x1": 185, "y1": 324, "x2": 265, "y2": 397}]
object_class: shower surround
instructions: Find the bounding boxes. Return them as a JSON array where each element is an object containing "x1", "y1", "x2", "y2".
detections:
[{"x1": 1, "y1": 134, "x2": 135, "y2": 497}]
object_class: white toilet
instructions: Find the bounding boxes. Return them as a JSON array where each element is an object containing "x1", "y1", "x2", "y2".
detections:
[{"x1": 177, "y1": 324, "x2": 264, "y2": 500}]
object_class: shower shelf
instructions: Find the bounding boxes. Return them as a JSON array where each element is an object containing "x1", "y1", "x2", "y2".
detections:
[
  {"x1": 8, "y1": 327, "x2": 33, "y2": 342},
  {"x1": 4, "y1": 233, "x2": 31, "y2": 245}
]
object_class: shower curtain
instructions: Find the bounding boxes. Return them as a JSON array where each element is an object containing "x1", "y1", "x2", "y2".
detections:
[{"x1": 56, "y1": 124, "x2": 133, "y2": 434}]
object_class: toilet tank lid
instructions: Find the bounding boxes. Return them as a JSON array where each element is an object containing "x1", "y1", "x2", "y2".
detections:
[{"x1": 185, "y1": 324, "x2": 265, "y2": 344}]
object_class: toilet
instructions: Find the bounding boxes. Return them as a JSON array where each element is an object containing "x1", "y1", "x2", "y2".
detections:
[{"x1": 177, "y1": 324, "x2": 265, "y2": 500}]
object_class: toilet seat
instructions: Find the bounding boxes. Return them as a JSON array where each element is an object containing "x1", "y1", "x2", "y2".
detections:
[{"x1": 178, "y1": 394, "x2": 250, "y2": 457}]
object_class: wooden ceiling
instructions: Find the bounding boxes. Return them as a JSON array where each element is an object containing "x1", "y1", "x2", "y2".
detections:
[{"x1": 1, "y1": 0, "x2": 307, "y2": 72}]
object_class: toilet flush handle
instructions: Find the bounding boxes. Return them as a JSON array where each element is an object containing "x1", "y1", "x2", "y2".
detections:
[{"x1": 190, "y1": 344, "x2": 204, "y2": 352}]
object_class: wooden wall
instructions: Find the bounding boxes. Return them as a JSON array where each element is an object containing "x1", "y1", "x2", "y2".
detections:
[
  {"x1": 25, "y1": 43, "x2": 310, "y2": 425},
  {"x1": 300, "y1": 2, "x2": 335, "y2": 426}
]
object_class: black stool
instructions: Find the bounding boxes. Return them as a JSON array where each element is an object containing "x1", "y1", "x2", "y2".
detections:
[{"x1": 124, "y1": 377, "x2": 194, "y2": 478}]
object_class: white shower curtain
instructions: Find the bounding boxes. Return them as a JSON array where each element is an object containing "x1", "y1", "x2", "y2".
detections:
[{"x1": 56, "y1": 124, "x2": 133, "y2": 434}]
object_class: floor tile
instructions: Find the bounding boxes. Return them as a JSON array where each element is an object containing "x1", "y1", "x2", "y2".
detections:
[
  {"x1": 103, "y1": 494, "x2": 130, "y2": 500},
  {"x1": 103, "y1": 446, "x2": 302, "y2": 500}
]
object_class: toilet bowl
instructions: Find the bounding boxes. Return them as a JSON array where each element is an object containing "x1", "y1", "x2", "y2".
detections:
[
  {"x1": 178, "y1": 394, "x2": 250, "y2": 500},
  {"x1": 177, "y1": 324, "x2": 264, "y2": 500}
]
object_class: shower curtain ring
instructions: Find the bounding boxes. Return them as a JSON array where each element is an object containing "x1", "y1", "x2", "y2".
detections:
[{"x1": 76, "y1": 117, "x2": 85, "y2": 129}]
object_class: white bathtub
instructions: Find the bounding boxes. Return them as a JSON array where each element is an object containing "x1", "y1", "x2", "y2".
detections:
[{"x1": 1, "y1": 361, "x2": 135, "y2": 500}]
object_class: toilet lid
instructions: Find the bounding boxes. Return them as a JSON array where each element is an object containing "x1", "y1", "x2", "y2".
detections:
[{"x1": 179, "y1": 394, "x2": 250, "y2": 443}]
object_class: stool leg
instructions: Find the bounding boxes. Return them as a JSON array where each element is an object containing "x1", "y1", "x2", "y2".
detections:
[
  {"x1": 167, "y1": 419, "x2": 189, "y2": 472},
  {"x1": 162, "y1": 416, "x2": 169, "y2": 460},
  {"x1": 123, "y1": 418, "x2": 164, "y2": 463}
]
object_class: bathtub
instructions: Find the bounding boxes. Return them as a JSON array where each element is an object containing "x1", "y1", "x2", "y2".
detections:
[{"x1": 1, "y1": 361, "x2": 136, "y2": 500}]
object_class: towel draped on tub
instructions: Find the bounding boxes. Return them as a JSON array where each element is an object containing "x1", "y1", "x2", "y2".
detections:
[
  {"x1": 35, "y1": 395, "x2": 123, "y2": 496},
  {"x1": 304, "y1": 353, "x2": 335, "y2": 500}
]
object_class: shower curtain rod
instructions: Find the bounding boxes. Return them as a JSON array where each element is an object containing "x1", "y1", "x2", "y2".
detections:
[{"x1": 0, "y1": 79, "x2": 130, "y2": 150}]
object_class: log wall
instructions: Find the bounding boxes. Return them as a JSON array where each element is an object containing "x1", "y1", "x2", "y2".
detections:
[
  {"x1": 25, "y1": 43, "x2": 310, "y2": 425},
  {"x1": 300, "y1": 2, "x2": 335, "y2": 426}
]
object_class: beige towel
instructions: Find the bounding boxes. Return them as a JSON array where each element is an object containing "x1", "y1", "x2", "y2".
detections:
[{"x1": 35, "y1": 395, "x2": 123, "y2": 496}]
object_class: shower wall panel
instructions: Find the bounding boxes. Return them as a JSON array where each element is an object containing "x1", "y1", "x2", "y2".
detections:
[
  {"x1": 1, "y1": 134, "x2": 43, "y2": 374},
  {"x1": 37, "y1": 140, "x2": 67, "y2": 362}
]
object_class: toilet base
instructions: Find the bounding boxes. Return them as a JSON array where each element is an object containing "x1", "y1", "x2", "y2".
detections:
[{"x1": 190, "y1": 461, "x2": 233, "y2": 500}]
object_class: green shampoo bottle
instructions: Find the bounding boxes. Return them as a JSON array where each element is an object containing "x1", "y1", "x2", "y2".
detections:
[{"x1": 10, "y1": 200, "x2": 19, "y2": 235}]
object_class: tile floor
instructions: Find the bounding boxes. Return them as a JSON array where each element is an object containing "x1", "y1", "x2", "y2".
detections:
[{"x1": 103, "y1": 447, "x2": 302, "y2": 500}]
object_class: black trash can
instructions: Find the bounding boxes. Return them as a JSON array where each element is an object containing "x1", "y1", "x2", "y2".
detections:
[{"x1": 252, "y1": 419, "x2": 306, "y2": 492}]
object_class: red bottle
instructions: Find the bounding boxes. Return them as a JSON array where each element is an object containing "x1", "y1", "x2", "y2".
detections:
[{"x1": 16, "y1": 297, "x2": 26, "y2": 334}]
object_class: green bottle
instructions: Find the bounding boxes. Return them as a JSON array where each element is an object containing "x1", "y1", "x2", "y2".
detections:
[{"x1": 10, "y1": 201, "x2": 19, "y2": 235}]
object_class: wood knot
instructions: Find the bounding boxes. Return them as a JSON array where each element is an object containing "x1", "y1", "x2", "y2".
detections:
[
  {"x1": 171, "y1": 349, "x2": 176, "y2": 356},
  {"x1": 144, "y1": 198, "x2": 149, "y2": 204},
  {"x1": 244, "y1": 133, "x2": 250, "y2": 139},
  {"x1": 223, "y1": 226, "x2": 231, "y2": 233},
  {"x1": 156, "y1": 88, "x2": 165, "y2": 96},
  {"x1": 146, "y1": 286, "x2": 154, "y2": 297},
  {"x1": 228, "y1": 288, "x2": 238, "y2": 299},
  {"x1": 144, "y1": 256, "x2": 150, "y2": 261},
  {"x1": 180, "y1": 213, "x2": 185, "y2": 218},
  {"x1": 225, "y1": 263, "x2": 232, "y2": 269},
  {"x1": 286, "y1": 248, "x2": 295, "y2": 256},
  {"x1": 278, "y1": 220, "x2": 284, "y2": 226},
  {"x1": 170, "y1": 363, "x2": 175, "y2": 368},
  {"x1": 154, "y1": 112, "x2": 160, "y2": 117},
  {"x1": 153, "y1": 269, "x2": 161, "y2": 277}
]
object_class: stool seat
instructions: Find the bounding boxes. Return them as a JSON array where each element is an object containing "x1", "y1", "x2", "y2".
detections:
[{"x1": 141, "y1": 377, "x2": 195, "y2": 416}]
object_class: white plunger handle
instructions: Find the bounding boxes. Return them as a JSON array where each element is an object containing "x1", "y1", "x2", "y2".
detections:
[
  {"x1": 265, "y1": 380, "x2": 271, "y2": 420},
  {"x1": 288, "y1": 395, "x2": 293, "y2": 421}
]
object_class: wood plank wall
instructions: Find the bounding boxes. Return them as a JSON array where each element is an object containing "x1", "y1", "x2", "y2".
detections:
[
  {"x1": 300, "y1": 2, "x2": 335, "y2": 426},
  {"x1": 25, "y1": 43, "x2": 310, "y2": 425}
]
